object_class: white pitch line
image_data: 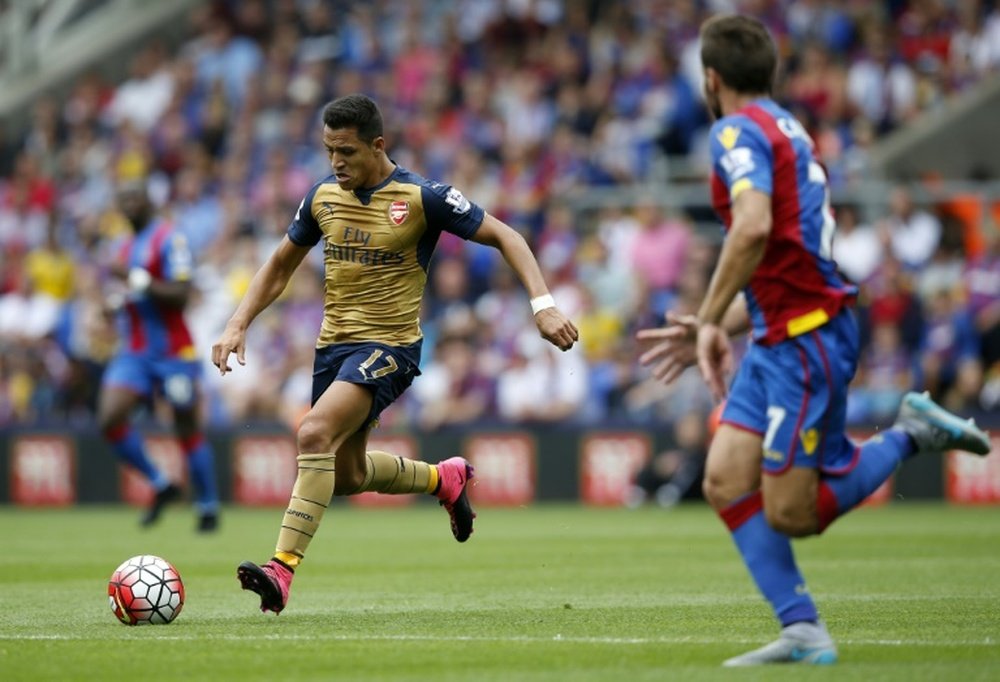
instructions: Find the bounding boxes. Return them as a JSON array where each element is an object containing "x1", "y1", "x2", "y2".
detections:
[{"x1": 1, "y1": 633, "x2": 996, "y2": 647}]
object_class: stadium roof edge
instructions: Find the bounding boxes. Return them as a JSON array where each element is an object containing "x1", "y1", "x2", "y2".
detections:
[
  {"x1": 869, "y1": 72, "x2": 1000, "y2": 181},
  {"x1": 0, "y1": 0, "x2": 201, "y2": 123}
]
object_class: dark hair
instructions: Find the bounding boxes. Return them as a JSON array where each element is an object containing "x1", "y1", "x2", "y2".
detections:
[
  {"x1": 700, "y1": 15, "x2": 776, "y2": 95},
  {"x1": 322, "y1": 94, "x2": 384, "y2": 143}
]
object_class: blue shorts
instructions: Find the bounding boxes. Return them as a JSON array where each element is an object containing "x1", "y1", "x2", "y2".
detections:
[
  {"x1": 102, "y1": 353, "x2": 202, "y2": 409},
  {"x1": 312, "y1": 341, "x2": 422, "y2": 429},
  {"x1": 722, "y1": 309, "x2": 860, "y2": 475}
]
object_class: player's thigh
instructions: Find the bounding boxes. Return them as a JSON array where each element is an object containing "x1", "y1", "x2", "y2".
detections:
[
  {"x1": 703, "y1": 424, "x2": 763, "y2": 510},
  {"x1": 299, "y1": 380, "x2": 373, "y2": 454},
  {"x1": 98, "y1": 355, "x2": 151, "y2": 427},
  {"x1": 702, "y1": 355, "x2": 767, "y2": 509},
  {"x1": 96, "y1": 386, "x2": 142, "y2": 429}
]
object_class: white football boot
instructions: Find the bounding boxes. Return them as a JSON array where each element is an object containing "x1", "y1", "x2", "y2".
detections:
[
  {"x1": 893, "y1": 391, "x2": 990, "y2": 456},
  {"x1": 723, "y1": 620, "x2": 838, "y2": 666}
]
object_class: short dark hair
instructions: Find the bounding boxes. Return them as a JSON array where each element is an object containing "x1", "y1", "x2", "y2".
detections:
[
  {"x1": 700, "y1": 15, "x2": 776, "y2": 95},
  {"x1": 322, "y1": 94, "x2": 384, "y2": 143}
]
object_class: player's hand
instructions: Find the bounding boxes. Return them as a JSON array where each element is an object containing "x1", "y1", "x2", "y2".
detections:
[
  {"x1": 696, "y1": 323, "x2": 732, "y2": 402},
  {"x1": 636, "y1": 311, "x2": 698, "y2": 385},
  {"x1": 211, "y1": 325, "x2": 248, "y2": 376},
  {"x1": 534, "y1": 308, "x2": 579, "y2": 351}
]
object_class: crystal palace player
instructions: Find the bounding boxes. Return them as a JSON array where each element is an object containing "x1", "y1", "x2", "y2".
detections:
[
  {"x1": 98, "y1": 180, "x2": 220, "y2": 531},
  {"x1": 637, "y1": 15, "x2": 990, "y2": 666},
  {"x1": 212, "y1": 94, "x2": 578, "y2": 614}
]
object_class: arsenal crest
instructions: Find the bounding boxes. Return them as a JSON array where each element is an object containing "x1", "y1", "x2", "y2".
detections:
[{"x1": 388, "y1": 201, "x2": 409, "y2": 225}]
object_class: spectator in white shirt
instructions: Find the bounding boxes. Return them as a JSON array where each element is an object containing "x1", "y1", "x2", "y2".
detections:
[
  {"x1": 832, "y1": 204, "x2": 884, "y2": 284},
  {"x1": 103, "y1": 45, "x2": 175, "y2": 133},
  {"x1": 882, "y1": 185, "x2": 941, "y2": 270},
  {"x1": 496, "y1": 330, "x2": 587, "y2": 423},
  {"x1": 847, "y1": 26, "x2": 916, "y2": 131}
]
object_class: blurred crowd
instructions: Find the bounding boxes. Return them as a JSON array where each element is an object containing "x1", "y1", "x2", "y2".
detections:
[{"x1": 0, "y1": 0, "x2": 999, "y2": 461}]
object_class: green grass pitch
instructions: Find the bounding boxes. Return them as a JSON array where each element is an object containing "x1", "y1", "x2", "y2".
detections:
[{"x1": 1, "y1": 502, "x2": 998, "y2": 681}]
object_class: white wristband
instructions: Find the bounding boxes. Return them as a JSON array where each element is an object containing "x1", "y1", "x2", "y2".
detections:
[
  {"x1": 128, "y1": 267, "x2": 152, "y2": 292},
  {"x1": 530, "y1": 294, "x2": 556, "y2": 315}
]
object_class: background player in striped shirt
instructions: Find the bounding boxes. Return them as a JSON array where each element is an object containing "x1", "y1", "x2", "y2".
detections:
[
  {"x1": 212, "y1": 94, "x2": 578, "y2": 614},
  {"x1": 638, "y1": 14, "x2": 990, "y2": 666},
  {"x1": 98, "y1": 180, "x2": 220, "y2": 532}
]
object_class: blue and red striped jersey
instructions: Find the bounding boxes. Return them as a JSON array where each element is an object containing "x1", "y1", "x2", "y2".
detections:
[
  {"x1": 709, "y1": 99, "x2": 856, "y2": 345},
  {"x1": 114, "y1": 219, "x2": 195, "y2": 358}
]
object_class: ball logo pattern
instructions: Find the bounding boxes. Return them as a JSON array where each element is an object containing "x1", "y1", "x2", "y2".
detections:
[{"x1": 108, "y1": 555, "x2": 185, "y2": 625}]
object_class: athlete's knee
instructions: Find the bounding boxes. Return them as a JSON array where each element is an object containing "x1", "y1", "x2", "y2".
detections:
[
  {"x1": 701, "y1": 474, "x2": 723, "y2": 510},
  {"x1": 702, "y1": 471, "x2": 749, "y2": 511},
  {"x1": 764, "y1": 502, "x2": 818, "y2": 537},
  {"x1": 296, "y1": 414, "x2": 337, "y2": 454}
]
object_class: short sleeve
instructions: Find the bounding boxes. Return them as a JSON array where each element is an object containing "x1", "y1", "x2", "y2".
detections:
[
  {"x1": 287, "y1": 183, "x2": 323, "y2": 247},
  {"x1": 710, "y1": 118, "x2": 773, "y2": 200},
  {"x1": 420, "y1": 182, "x2": 485, "y2": 239},
  {"x1": 162, "y1": 232, "x2": 193, "y2": 282}
]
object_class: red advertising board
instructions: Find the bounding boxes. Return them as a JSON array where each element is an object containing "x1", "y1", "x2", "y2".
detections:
[
  {"x1": 464, "y1": 433, "x2": 536, "y2": 506},
  {"x1": 350, "y1": 434, "x2": 419, "y2": 507},
  {"x1": 11, "y1": 435, "x2": 76, "y2": 506},
  {"x1": 232, "y1": 435, "x2": 298, "y2": 506},
  {"x1": 120, "y1": 436, "x2": 187, "y2": 506},
  {"x1": 946, "y1": 436, "x2": 1000, "y2": 504},
  {"x1": 580, "y1": 432, "x2": 651, "y2": 506}
]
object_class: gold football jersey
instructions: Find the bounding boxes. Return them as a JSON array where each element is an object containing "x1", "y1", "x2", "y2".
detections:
[{"x1": 288, "y1": 166, "x2": 484, "y2": 347}]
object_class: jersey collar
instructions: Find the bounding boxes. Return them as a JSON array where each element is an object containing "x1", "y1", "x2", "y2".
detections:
[{"x1": 353, "y1": 163, "x2": 400, "y2": 205}]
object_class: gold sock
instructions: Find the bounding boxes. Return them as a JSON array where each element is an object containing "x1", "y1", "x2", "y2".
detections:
[
  {"x1": 274, "y1": 453, "x2": 335, "y2": 564},
  {"x1": 348, "y1": 450, "x2": 437, "y2": 495}
]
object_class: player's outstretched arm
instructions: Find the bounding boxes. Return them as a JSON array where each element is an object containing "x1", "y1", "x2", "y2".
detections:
[
  {"x1": 212, "y1": 236, "x2": 311, "y2": 375},
  {"x1": 636, "y1": 311, "x2": 699, "y2": 385},
  {"x1": 471, "y1": 213, "x2": 579, "y2": 351},
  {"x1": 637, "y1": 297, "x2": 750, "y2": 386}
]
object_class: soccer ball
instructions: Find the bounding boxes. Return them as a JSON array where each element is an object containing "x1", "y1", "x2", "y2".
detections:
[{"x1": 108, "y1": 555, "x2": 185, "y2": 625}]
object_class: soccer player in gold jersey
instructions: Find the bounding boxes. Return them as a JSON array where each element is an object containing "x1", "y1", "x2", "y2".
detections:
[{"x1": 211, "y1": 94, "x2": 579, "y2": 613}]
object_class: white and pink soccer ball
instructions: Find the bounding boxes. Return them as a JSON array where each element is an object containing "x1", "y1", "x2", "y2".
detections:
[{"x1": 108, "y1": 555, "x2": 185, "y2": 625}]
